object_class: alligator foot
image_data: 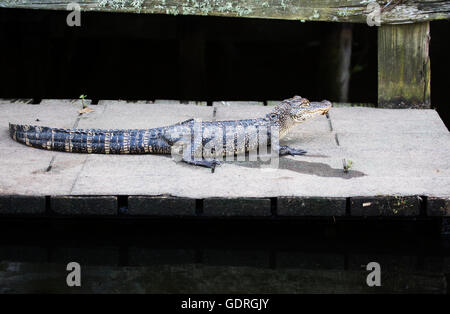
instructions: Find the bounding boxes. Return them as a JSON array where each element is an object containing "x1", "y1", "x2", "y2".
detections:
[
  {"x1": 279, "y1": 145, "x2": 307, "y2": 156},
  {"x1": 182, "y1": 158, "x2": 221, "y2": 171}
]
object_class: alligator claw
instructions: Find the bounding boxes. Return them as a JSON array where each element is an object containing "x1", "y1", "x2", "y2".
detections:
[{"x1": 279, "y1": 145, "x2": 307, "y2": 156}]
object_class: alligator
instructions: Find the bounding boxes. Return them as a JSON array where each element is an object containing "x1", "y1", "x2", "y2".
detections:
[{"x1": 9, "y1": 96, "x2": 331, "y2": 169}]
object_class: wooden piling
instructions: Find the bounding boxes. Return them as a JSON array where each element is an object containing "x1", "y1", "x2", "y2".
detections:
[{"x1": 378, "y1": 22, "x2": 431, "y2": 108}]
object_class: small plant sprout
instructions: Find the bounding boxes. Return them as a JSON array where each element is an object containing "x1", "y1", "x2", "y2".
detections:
[
  {"x1": 79, "y1": 94, "x2": 88, "y2": 108},
  {"x1": 343, "y1": 159, "x2": 353, "y2": 173},
  {"x1": 78, "y1": 94, "x2": 94, "y2": 114}
]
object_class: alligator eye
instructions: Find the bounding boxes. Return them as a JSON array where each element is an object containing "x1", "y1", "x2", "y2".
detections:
[{"x1": 270, "y1": 113, "x2": 277, "y2": 119}]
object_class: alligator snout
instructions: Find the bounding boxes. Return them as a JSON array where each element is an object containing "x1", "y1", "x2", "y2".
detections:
[{"x1": 320, "y1": 100, "x2": 332, "y2": 115}]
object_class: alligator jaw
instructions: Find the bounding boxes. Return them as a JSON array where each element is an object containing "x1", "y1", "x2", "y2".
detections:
[{"x1": 311, "y1": 100, "x2": 332, "y2": 115}]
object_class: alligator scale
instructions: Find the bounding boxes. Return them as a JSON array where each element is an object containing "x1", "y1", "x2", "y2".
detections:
[{"x1": 9, "y1": 96, "x2": 331, "y2": 169}]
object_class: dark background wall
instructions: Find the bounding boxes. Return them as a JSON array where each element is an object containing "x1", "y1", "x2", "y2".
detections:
[{"x1": 0, "y1": 9, "x2": 448, "y2": 127}]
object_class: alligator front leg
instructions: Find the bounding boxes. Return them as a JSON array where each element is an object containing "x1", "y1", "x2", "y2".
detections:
[{"x1": 278, "y1": 145, "x2": 307, "y2": 156}]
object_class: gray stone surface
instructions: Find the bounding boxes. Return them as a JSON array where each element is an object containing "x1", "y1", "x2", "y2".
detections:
[
  {"x1": 153, "y1": 99, "x2": 179, "y2": 104},
  {"x1": 266, "y1": 100, "x2": 282, "y2": 106},
  {"x1": 0, "y1": 100, "x2": 88, "y2": 195},
  {"x1": 329, "y1": 107, "x2": 449, "y2": 134},
  {"x1": 0, "y1": 101, "x2": 449, "y2": 207},
  {"x1": 213, "y1": 101, "x2": 264, "y2": 107}
]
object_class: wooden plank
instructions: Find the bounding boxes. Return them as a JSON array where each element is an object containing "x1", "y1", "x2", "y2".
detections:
[
  {"x1": 442, "y1": 218, "x2": 450, "y2": 237},
  {"x1": 427, "y1": 197, "x2": 450, "y2": 216},
  {"x1": 2, "y1": 1, "x2": 449, "y2": 24},
  {"x1": 50, "y1": 196, "x2": 118, "y2": 216},
  {"x1": 1, "y1": 104, "x2": 449, "y2": 207},
  {"x1": 0, "y1": 196, "x2": 46, "y2": 215},
  {"x1": 203, "y1": 198, "x2": 271, "y2": 217},
  {"x1": 351, "y1": 196, "x2": 421, "y2": 217},
  {"x1": 128, "y1": 196, "x2": 196, "y2": 216},
  {"x1": 277, "y1": 197, "x2": 346, "y2": 216},
  {"x1": 378, "y1": 22, "x2": 431, "y2": 108}
]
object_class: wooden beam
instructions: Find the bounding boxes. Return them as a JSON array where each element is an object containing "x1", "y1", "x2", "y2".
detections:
[
  {"x1": 378, "y1": 22, "x2": 431, "y2": 108},
  {"x1": 1, "y1": 1, "x2": 449, "y2": 24}
]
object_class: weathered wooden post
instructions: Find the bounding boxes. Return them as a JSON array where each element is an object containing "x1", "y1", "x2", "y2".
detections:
[{"x1": 378, "y1": 22, "x2": 431, "y2": 108}]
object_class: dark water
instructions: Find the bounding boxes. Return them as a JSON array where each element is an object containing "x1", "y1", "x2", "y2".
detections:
[{"x1": 0, "y1": 218, "x2": 448, "y2": 293}]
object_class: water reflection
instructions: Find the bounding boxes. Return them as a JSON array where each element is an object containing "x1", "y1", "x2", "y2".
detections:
[{"x1": 0, "y1": 220, "x2": 448, "y2": 293}]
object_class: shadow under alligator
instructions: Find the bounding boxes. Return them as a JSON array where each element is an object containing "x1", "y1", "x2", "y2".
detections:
[{"x1": 234, "y1": 156, "x2": 365, "y2": 179}]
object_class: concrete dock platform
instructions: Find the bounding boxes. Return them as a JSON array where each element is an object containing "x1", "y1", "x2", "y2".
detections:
[{"x1": 0, "y1": 100, "x2": 449, "y2": 220}]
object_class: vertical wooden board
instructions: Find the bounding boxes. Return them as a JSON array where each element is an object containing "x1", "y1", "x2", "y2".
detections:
[{"x1": 378, "y1": 22, "x2": 431, "y2": 108}]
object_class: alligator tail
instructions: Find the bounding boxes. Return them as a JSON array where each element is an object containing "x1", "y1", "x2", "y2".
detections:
[{"x1": 8, "y1": 123, "x2": 170, "y2": 154}]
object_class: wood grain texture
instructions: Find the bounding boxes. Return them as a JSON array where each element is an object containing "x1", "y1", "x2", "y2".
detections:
[
  {"x1": 378, "y1": 22, "x2": 431, "y2": 108},
  {"x1": 1, "y1": 1, "x2": 449, "y2": 24}
]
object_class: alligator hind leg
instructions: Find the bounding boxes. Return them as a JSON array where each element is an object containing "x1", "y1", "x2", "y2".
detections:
[
  {"x1": 182, "y1": 158, "x2": 221, "y2": 171},
  {"x1": 178, "y1": 141, "x2": 221, "y2": 171},
  {"x1": 279, "y1": 145, "x2": 307, "y2": 156}
]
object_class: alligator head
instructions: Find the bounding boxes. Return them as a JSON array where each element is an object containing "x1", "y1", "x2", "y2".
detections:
[{"x1": 266, "y1": 96, "x2": 332, "y2": 138}]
